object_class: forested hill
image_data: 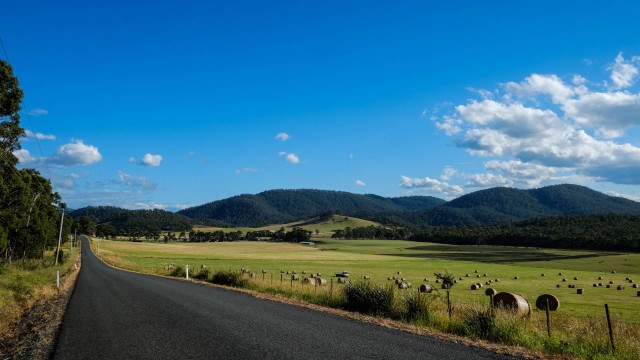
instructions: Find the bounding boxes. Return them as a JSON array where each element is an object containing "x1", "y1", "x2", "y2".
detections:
[
  {"x1": 177, "y1": 189, "x2": 445, "y2": 227},
  {"x1": 178, "y1": 185, "x2": 640, "y2": 227},
  {"x1": 70, "y1": 206, "x2": 193, "y2": 231},
  {"x1": 413, "y1": 184, "x2": 640, "y2": 226}
]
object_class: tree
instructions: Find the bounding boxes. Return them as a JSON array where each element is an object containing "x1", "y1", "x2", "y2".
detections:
[{"x1": 76, "y1": 216, "x2": 96, "y2": 236}]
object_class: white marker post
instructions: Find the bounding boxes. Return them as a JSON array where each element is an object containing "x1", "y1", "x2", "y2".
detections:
[
  {"x1": 186, "y1": 265, "x2": 189, "y2": 280},
  {"x1": 56, "y1": 270, "x2": 60, "y2": 289}
]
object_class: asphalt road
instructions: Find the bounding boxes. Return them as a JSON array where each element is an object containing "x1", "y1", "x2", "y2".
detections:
[{"x1": 53, "y1": 237, "x2": 520, "y2": 360}]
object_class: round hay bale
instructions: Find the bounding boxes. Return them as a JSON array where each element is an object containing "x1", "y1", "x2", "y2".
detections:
[
  {"x1": 535, "y1": 294, "x2": 560, "y2": 311},
  {"x1": 633, "y1": 284, "x2": 638, "y2": 288},
  {"x1": 303, "y1": 277, "x2": 317, "y2": 285},
  {"x1": 598, "y1": 283, "x2": 603, "y2": 286},
  {"x1": 477, "y1": 283, "x2": 483, "y2": 288},
  {"x1": 388, "y1": 277, "x2": 392, "y2": 281},
  {"x1": 407, "y1": 282, "x2": 413, "y2": 288},
  {"x1": 574, "y1": 277, "x2": 579, "y2": 280},
  {"x1": 317, "y1": 273, "x2": 322, "y2": 276},
  {"x1": 485, "y1": 288, "x2": 497, "y2": 296},
  {"x1": 562, "y1": 278, "x2": 567, "y2": 282},
  {"x1": 454, "y1": 280, "x2": 458, "y2": 284},
  {"x1": 419, "y1": 284, "x2": 434, "y2": 293},
  {"x1": 492, "y1": 292, "x2": 531, "y2": 317},
  {"x1": 495, "y1": 279, "x2": 500, "y2": 282},
  {"x1": 425, "y1": 278, "x2": 431, "y2": 282},
  {"x1": 291, "y1": 274, "x2": 300, "y2": 281},
  {"x1": 292, "y1": 271, "x2": 296, "y2": 274},
  {"x1": 629, "y1": 279, "x2": 634, "y2": 284},
  {"x1": 316, "y1": 278, "x2": 327, "y2": 286},
  {"x1": 612, "y1": 270, "x2": 616, "y2": 274},
  {"x1": 441, "y1": 283, "x2": 450, "y2": 290},
  {"x1": 593, "y1": 284, "x2": 598, "y2": 287},
  {"x1": 471, "y1": 284, "x2": 478, "y2": 290},
  {"x1": 541, "y1": 273, "x2": 545, "y2": 277},
  {"x1": 577, "y1": 288, "x2": 584, "y2": 294},
  {"x1": 458, "y1": 277, "x2": 464, "y2": 281},
  {"x1": 626, "y1": 277, "x2": 630, "y2": 281},
  {"x1": 558, "y1": 272, "x2": 562, "y2": 276},
  {"x1": 483, "y1": 273, "x2": 488, "y2": 277},
  {"x1": 398, "y1": 282, "x2": 409, "y2": 289},
  {"x1": 435, "y1": 279, "x2": 441, "y2": 283},
  {"x1": 395, "y1": 279, "x2": 402, "y2": 284},
  {"x1": 466, "y1": 274, "x2": 470, "y2": 277},
  {"x1": 475, "y1": 270, "x2": 478, "y2": 273},
  {"x1": 514, "y1": 276, "x2": 519, "y2": 280},
  {"x1": 310, "y1": 273, "x2": 316, "y2": 278},
  {"x1": 556, "y1": 284, "x2": 561, "y2": 288},
  {"x1": 401, "y1": 278, "x2": 405, "y2": 281},
  {"x1": 598, "y1": 276, "x2": 603, "y2": 280},
  {"x1": 485, "y1": 281, "x2": 491, "y2": 285},
  {"x1": 609, "y1": 280, "x2": 615, "y2": 284},
  {"x1": 397, "y1": 271, "x2": 402, "y2": 274},
  {"x1": 606, "y1": 284, "x2": 611, "y2": 288},
  {"x1": 362, "y1": 275, "x2": 370, "y2": 280},
  {"x1": 337, "y1": 277, "x2": 346, "y2": 284},
  {"x1": 302, "y1": 271, "x2": 306, "y2": 274},
  {"x1": 476, "y1": 274, "x2": 480, "y2": 278},
  {"x1": 617, "y1": 285, "x2": 624, "y2": 290},
  {"x1": 637, "y1": 291, "x2": 640, "y2": 297}
]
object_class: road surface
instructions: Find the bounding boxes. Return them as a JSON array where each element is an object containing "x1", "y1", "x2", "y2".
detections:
[{"x1": 53, "y1": 237, "x2": 521, "y2": 359}]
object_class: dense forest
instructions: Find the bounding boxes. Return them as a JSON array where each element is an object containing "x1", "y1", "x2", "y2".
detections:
[
  {"x1": 330, "y1": 214, "x2": 640, "y2": 252},
  {"x1": 177, "y1": 189, "x2": 445, "y2": 226},
  {"x1": 0, "y1": 60, "x2": 71, "y2": 260},
  {"x1": 69, "y1": 206, "x2": 193, "y2": 236}
]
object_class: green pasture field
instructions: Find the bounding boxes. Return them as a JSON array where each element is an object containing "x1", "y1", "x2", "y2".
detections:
[
  {"x1": 191, "y1": 215, "x2": 380, "y2": 238},
  {"x1": 93, "y1": 238, "x2": 640, "y2": 323}
]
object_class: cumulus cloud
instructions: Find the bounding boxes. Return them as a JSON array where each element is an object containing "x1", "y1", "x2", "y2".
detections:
[
  {"x1": 27, "y1": 108, "x2": 48, "y2": 116},
  {"x1": 275, "y1": 132, "x2": 290, "y2": 141},
  {"x1": 117, "y1": 171, "x2": 157, "y2": 190},
  {"x1": 25, "y1": 129, "x2": 56, "y2": 140},
  {"x1": 608, "y1": 52, "x2": 639, "y2": 89},
  {"x1": 355, "y1": 179, "x2": 366, "y2": 186},
  {"x1": 140, "y1": 153, "x2": 162, "y2": 167},
  {"x1": 13, "y1": 149, "x2": 37, "y2": 164},
  {"x1": 49, "y1": 140, "x2": 102, "y2": 167},
  {"x1": 440, "y1": 166, "x2": 457, "y2": 181},
  {"x1": 279, "y1": 152, "x2": 300, "y2": 164},
  {"x1": 434, "y1": 52, "x2": 640, "y2": 189},
  {"x1": 400, "y1": 175, "x2": 464, "y2": 196}
]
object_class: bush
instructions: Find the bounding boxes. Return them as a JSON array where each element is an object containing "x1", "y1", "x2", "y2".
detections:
[
  {"x1": 403, "y1": 291, "x2": 434, "y2": 324},
  {"x1": 169, "y1": 265, "x2": 185, "y2": 278},
  {"x1": 461, "y1": 305, "x2": 523, "y2": 344},
  {"x1": 193, "y1": 267, "x2": 210, "y2": 280},
  {"x1": 342, "y1": 280, "x2": 395, "y2": 316},
  {"x1": 210, "y1": 269, "x2": 247, "y2": 287}
]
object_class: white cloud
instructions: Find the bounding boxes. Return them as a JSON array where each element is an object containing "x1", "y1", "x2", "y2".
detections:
[
  {"x1": 69, "y1": 173, "x2": 80, "y2": 179},
  {"x1": 275, "y1": 132, "x2": 290, "y2": 141},
  {"x1": 128, "y1": 157, "x2": 137, "y2": 163},
  {"x1": 608, "y1": 52, "x2": 639, "y2": 89},
  {"x1": 400, "y1": 175, "x2": 464, "y2": 196},
  {"x1": 440, "y1": 166, "x2": 457, "y2": 181},
  {"x1": 49, "y1": 140, "x2": 102, "y2": 167},
  {"x1": 117, "y1": 171, "x2": 157, "y2": 190},
  {"x1": 279, "y1": 152, "x2": 300, "y2": 164},
  {"x1": 27, "y1": 108, "x2": 48, "y2": 116},
  {"x1": 140, "y1": 153, "x2": 162, "y2": 167},
  {"x1": 13, "y1": 149, "x2": 37, "y2": 164},
  {"x1": 436, "y1": 52, "x2": 640, "y2": 188},
  {"x1": 235, "y1": 168, "x2": 258, "y2": 174},
  {"x1": 25, "y1": 129, "x2": 56, "y2": 140},
  {"x1": 355, "y1": 179, "x2": 366, "y2": 186}
]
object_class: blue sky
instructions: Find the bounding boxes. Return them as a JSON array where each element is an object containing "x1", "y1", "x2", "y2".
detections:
[{"x1": 4, "y1": 1, "x2": 640, "y2": 210}]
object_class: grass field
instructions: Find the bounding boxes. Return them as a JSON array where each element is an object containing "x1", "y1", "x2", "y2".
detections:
[
  {"x1": 93, "y1": 238, "x2": 640, "y2": 323},
  {"x1": 191, "y1": 215, "x2": 380, "y2": 238}
]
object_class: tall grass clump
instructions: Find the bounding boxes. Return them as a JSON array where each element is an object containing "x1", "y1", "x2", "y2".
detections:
[
  {"x1": 457, "y1": 304, "x2": 524, "y2": 344},
  {"x1": 169, "y1": 265, "x2": 185, "y2": 278},
  {"x1": 193, "y1": 266, "x2": 210, "y2": 281},
  {"x1": 210, "y1": 269, "x2": 247, "y2": 287},
  {"x1": 342, "y1": 280, "x2": 395, "y2": 316},
  {"x1": 402, "y1": 291, "x2": 435, "y2": 325}
]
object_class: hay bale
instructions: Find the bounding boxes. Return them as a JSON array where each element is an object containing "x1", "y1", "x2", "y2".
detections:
[
  {"x1": 629, "y1": 279, "x2": 634, "y2": 283},
  {"x1": 617, "y1": 285, "x2": 624, "y2": 290},
  {"x1": 337, "y1": 277, "x2": 346, "y2": 284},
  {"x1": 558, "y1": 272, "x2": 562, "y2": 276},
  {"x1": 609, "y1": 280, "x2": 615, "y2": 284},
  {"x1": 495, "y1": 278, "x2": 500, "y2": 282},
  {"x1": 303, "y1": 277, "x2": 317, "y2": 285},
  {"x1": 492, "y1": 292, "x2": 531, "y2": 317},
  {"x1": 458, "y1": 277, "x2": 464, "y2": 281},
  {"x1": 577, "y1": 288, "x2": 584, "y2": 294},
  {"x1": 470, "y1": 284, "x2": 478, "y2": 290},
  {"x1": 398, "y1": 282, "x2": 409, "y2": 289},
  {"x1": 395, "y1": 278, "x2": 401, "y2": 284},
  {"x1": 454, "y1": 280, "x2": 458, "y2": 284},
  {"x1": 483, "y1": 273, "x2": 488, "y2": 277},
  {"x1": 397, "y1": 271, "x2": 402, "y2": 274},
  {"x1": 476, "y1": 274, "x2": 480, "y2": 278},
  {"x1": 598, "y1": 276, "x2": 603, "y2": 280},
  {"x1": 316, "y1": 278, "x2": 327, "y2": 286},
  {"x1": 435, "y1": 279, "x2": 441, "y2": 283},
  {"x1": 633, "y1": 284, "x2": 638, "y2": 288},
  {"x1": 593, "y1": 284, "x2": 598, "y2": 287},
  {"x1": 291, "y1": 274, "x2": 300, "y2": 281},
  {"x1": 310, "y1": 273, "x2": 316, "y2": 278},
  {"x1": 612, "y1": 270, "x2": 616, "y2": 274},
  {"x1": 626, "y1": 277, "x2": 630, "y2": 281},
  {"x1": 556, "y1": 284, "x2": 560, "y2": 288},
  {"x1": 535, "y1": 294, "x2": 560, "y2": 311},
  {"x1": 477, "y1": 283, "x2": 483, "y2": 288},
  {"x1": 317, "y1": 273, "x2": 322, "y2": 276},
  {"x1": 637, "y1": 291, "x2": 640, "y2": 297},
  {"x1": 388, "y1": 277, "x2": 392, "y2": 281},
  {"x1": 606, "y1": 284, "x2": 611, "y2": 288},
  {"x1": 574, "y1": 277, "x2": 579, "y2": 280},
  {"x1": 514, "y1": 276, "x2": 519, "y2": 279},
  {"x1": 466, "y1": 274, "x2": 470, "y2": 277},
  {"x1": 419, "y1": 284, "x2": 434, "y2": 293},
  {"x1": 362, "y1": 275, "x2": 370, "y2": 280},
  {"x1": 401, "y1": 278, "x2": 405, "y2": 281},
  {"x1": 562, "y1": 278, "x2": 567, "y2": 282},
  {"x1": 541, "y1": 273, "x2": 545, "y2": 277},
  {"x1": 407, "y1": 282, "x2": 413, "y2": 288},
  {"x1": 475, "y1": 270, "x2": 479, "y2": 273},
  {"x1": 485, "y1": 288, "x2": 497, "y2": 296},
  {"x1": 598, "y1": 283, "x2": 603, "y2": 286},
  {"x1": 302, "y1": 271, "x2": 306, "y2": 274}
]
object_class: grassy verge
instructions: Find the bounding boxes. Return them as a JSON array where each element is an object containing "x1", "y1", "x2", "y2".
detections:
[
  {"x1": 0, "y1": 245, "x2": 80, "y2": 357},
  {"x1": 92, "y1": 238, "x2": 640, "y2": 360}
]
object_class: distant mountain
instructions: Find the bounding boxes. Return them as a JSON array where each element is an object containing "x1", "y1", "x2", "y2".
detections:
[
  {"x1": 178, "y1": 189, "x2": 446, "y2": 227},
  {"x1": 412, "y1": 184, "x2": 640, "y2": 226},
  {"x1": 70, "y1": 206, "x2": 193, "y2": 231}
]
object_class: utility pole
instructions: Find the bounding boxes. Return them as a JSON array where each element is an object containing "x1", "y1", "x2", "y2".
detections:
[{"x1": 55, "y1": 209, "x2": 65, "y2": 266}]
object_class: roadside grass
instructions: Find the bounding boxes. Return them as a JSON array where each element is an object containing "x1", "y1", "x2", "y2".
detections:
[
  {"x1": 92, "y1": 238, "x2": 640, "y2": 359},
  {"x1": 0, "y1": 246, "x2": 79, "y2": 342}
]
